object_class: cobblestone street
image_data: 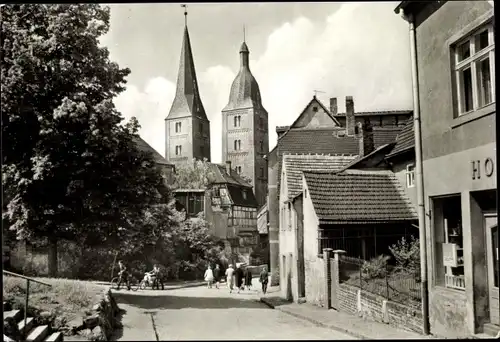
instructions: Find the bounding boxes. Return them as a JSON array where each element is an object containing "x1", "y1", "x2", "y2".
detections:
[{"x1": 111, "y1": 282, "x2": 356, "y2": 340}]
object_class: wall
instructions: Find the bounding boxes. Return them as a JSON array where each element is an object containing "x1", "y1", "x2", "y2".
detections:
[
  {"x1": 416, "y1": 2, "x2": 495, "y2": 161},
  {"x1": 391, "y1": 154, "x2": 418, "y2": 209},
  {"x1": 302, "y1": 177, "x2": 325, "y2": 306},
  {"x1": 267, "y1": 148, "x2": 280, "y2": 285},
  {"x1": 292, "y1": 99, "x2": 338, "y2": 129},
  {"x1": 279, "y1": 165, "x2": 295, "y2": 299},
  {"x1": 253, "y1": 107, "x2": 269, "y2": 207},
  {"x1": 165, "y1": 117, "x2": 193, "y2": 164},
  {"x1": 337, "y1": 283, "x2": 423, "y2": 334},
  {"x1": 428, "y1": 287, "x2": 469, "y2": 338},
  {"x1": 191, "y1": 116, "x2": 211, "y2": 161}
]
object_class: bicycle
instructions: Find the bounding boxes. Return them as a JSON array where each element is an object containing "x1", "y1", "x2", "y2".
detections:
[{"x1": 111, "y1": 273, "x2": 139, "y2": 291}]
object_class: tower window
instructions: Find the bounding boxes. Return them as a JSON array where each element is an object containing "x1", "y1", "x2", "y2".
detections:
[
  {"x1": 260, "y1": 167, "x2": 264, "y2": 177},
  {"x1": 175, "y1": 122, "x2": 182, "y2": 133},
  {"x1": 236, "y1": 166, "x2": 242, "y2": 174},
  {"x1": 234, "y1": 139, "x2": 241, "y2": 151},
  {"x1": 234, "y1": 115, "x2": 241, "y2": 127},
  {"x1": 259, "y1": 140, "x2": 264, "y2": 152},
  {"x1": 175, "y1": 145, "x2": 182, "y2": 156}
]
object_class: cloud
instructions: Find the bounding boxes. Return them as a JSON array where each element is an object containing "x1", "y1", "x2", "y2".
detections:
[
  {"x1": 114, "y1": 77, "x2": 175, "y2": 157},
  {"x1": 112, "y1": 2, "x2": 412, "y2": 162}
]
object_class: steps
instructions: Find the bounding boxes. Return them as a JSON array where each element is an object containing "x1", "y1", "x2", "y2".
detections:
[{"x1": 3, "y1": 309, "x2": 64, "y2": 342}]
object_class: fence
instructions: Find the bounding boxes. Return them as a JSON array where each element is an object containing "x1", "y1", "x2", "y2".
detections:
[{"x1": 338, "y1": 255, "x2": 421, "y2": 306}]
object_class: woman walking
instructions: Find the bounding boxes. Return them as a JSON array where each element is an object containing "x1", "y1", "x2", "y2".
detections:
[
  {"x1": 225, "y1": 264, "x2": 235, "y2": 293},
  {"x1": 204, "y1": 265, "x2": 214, "y2": 289},
  {"x1": 259, "y1": 266, "x2": 269, "y2": 295},
  {"x1": 213, "y1": 264, "x2": 221, "y2": 289}
]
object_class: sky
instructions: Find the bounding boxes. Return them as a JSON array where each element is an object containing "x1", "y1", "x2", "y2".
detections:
[{"x1": 100, "y1": 2, "x2": 414, "y2": 163}]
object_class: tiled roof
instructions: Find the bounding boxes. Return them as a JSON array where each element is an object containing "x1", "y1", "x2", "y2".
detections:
[
  {"x1": 332, "y1": 110, "x2": 413, "y2": 117},
  {"x1": 208, "y1": 163, "x2": 253, "y2": 188},
  {"x1": 134, "y1": 137, "x2": 173, "y2": 167},
  {"x1": 226, "y1": 184, "x2": 258, "y2": 208},
  {"x1": 283, "y1": 154, "x2": 358, "y2": 199},
  {"x1": 303, "y1": 169, "x2": 417, "y2": 224},
  {"x1": 386, "y1": 117, "x2": 415, "y2": 158},
  {"x1": 277, "y1": 128, "x2": 360, "y2": 157},
  {"x1": 372, "y1": 126, "x2": 404, "y2": 147},
  {"x1": 289, "y1": 96, "x2": 340, "y2": 127}
]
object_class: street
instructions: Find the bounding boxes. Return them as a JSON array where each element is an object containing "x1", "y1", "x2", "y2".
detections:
[{"x1": 110, "y1": 281, "x2": 356, "y2": 340}]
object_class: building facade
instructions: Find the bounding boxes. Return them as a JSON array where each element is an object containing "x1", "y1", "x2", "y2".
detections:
[
  {"x1": 221, "y1": 41, "x2": 269, "y2": 208},
  {"x1": 396, "y1": 1, "x2": 497, "y2": 337},
  {"x1": 165, "y1": 25, "x2": 211, "y2": 165}
]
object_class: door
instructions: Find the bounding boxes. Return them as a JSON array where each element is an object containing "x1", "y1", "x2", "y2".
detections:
[{"x1": 485, "y1": 214, "x2": 499, "y2": 325}]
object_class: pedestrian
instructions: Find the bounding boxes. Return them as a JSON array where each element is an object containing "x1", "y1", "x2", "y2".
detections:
[
  {"x1": 204, "y1": 265, "x2": 214, "y2": 288},
  {"x1": 152, "y1": 264, "x2": 164, "y2": 290},
  {"x1": 117, "y1": 260, "x2": 131, "y2": 291},
  {"x1": 244, "y1": 266, "x2": 253, "y2": 291},
  {"x1": 259, "y1": 265, "x2": 269, "y2": 295},
  {"x1": 234, "y1": 263, "x2": 244, "y2": 293},
  {"x1": 213, "y1": 264, "x2": 221, "y2": 289},
  {"x1": 225, "y1": 264, "x2": 235, "y2": 293}
]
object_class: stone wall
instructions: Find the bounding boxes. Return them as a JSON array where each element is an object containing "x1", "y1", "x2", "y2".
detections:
[
  {"x1": 337, "y1": 283, "x2": 423, "y2": 334},
  {"x1": 304, "y1": 257, "x2": 325, "y2": 307}
]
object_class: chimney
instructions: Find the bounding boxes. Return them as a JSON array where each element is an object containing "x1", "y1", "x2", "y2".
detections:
[
  {"x1": 225, "y1": 160, "x2": 232, "y2": 175},
  {"x1": 346, "y1": 96, "x2": 355, "y2": 136},
  {"x1": 358, "y1": 119, "x2": 374, "y2": 157},
  {"x1": 276, "y1": 126, "x2": 290, "y2": 139},
  {"x1": 330, "y1": 97, "x2": 338, "y2": 115}
]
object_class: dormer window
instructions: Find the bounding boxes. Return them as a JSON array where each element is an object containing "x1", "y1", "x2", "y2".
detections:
[{"x1": 175, "y1": 122, "x2": 182, "y2": 133}]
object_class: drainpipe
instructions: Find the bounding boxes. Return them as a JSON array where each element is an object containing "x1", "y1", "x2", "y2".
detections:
[{"x1": 401, "y1": 9, "x2": 430, "y2": 335}]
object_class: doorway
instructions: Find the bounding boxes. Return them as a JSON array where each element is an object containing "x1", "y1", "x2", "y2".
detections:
[{"x1": 485, "y1": 214, "x2": 499, "y2": 325}]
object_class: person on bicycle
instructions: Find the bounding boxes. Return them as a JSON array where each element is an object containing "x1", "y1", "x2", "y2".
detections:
[
  {"x1": 150, "y1": 264, "x2": 164, "y2": 290},
  {"x1": 117, "y1": 260, "x2": 131, "y2": 291}
]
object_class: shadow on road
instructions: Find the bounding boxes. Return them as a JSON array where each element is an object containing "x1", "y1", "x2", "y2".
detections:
[
  {"x1": 112, "y1": 291, "x2": 267, "y2": 310},
  {"x1": 109, "y1": 308, "x2": 127, "y2": 341}
]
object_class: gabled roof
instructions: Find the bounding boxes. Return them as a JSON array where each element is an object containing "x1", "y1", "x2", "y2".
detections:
[
  {"x1": 341, "y1": 143, "x2": 395, "y2": 171},
  {"x1": 167, "y1": 27, "x2": 208, "y2": 121},
  {"x1": 289, "y1": 96, "x2": 340, "y2": 128},
  {"x1": 208, "y1": 163, "x2": 253, "y2": 188},
  {"x1": 385, "y1": 117, "x2": 415, "y2": 159},
  {"x1": 303, "y1": 169, "x2": 417, "y2": 224},
  {"x1": 134, "y1": 136, "x2": 174, "y2": 167},
  {"x1": 283, "y1": 153, "x2": 358, "y2": 200}
]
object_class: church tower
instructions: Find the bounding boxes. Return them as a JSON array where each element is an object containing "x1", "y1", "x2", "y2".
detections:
[
  {"x1": 165, "y1": 19, "x2": 211, "y2": 165},
  {"x1": 222, "y1": 40, "x2": 269, "y2": 207}
]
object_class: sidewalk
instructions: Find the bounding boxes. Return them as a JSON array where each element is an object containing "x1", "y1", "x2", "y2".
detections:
[{"x1": 260, "y1": 296, "x2": 435, "y2": 340}]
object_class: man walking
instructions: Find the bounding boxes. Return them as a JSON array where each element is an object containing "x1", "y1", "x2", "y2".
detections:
[
  {"x1": 117, "y1": 260, "x2": 131, "y2": 291},
  {"x1": 225, "y1": 264, "x2": 235, "y2": 293},
  {"x1": 213, "y1": 264, "x2": 221, "y2": 289},
  {"x1": 234, "y1": 263, "x2": 244, "y2": 294},
  {"x1": 244, "y1": 266, "x2": 253, "y2": 291}
]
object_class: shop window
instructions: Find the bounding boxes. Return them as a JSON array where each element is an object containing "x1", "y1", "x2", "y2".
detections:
[
  {"x1": 433, "y1": 195, "x2": 465, "y2": 290},
  {"x1": 406, "y1": 164, "x2": 415, "y2": 188},
  {"x1": 453, "y1": 23, "x2": 495, "y2": 116}
]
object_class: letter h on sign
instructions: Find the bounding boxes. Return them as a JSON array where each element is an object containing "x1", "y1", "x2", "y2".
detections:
[{"x1": 472, "y1": 160, "x2": 481, "y2": 180}]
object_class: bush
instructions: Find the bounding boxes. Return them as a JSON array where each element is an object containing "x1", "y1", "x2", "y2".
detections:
[
  {"x1": 389, "y1": 236, "x2": 420, "y2": 275},
  {"x1": 361, "y1": 255, "x2": 390, "y2": 280}
]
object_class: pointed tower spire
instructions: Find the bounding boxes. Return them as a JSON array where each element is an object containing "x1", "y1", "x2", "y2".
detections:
[{"x1": 166, "y1": 8, "x2": 207, "y2": 121}]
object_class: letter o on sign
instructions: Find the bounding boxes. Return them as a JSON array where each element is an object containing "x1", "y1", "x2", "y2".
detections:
[{"x1": 485, "y1": 158, "x2": 494, "y2": 177}]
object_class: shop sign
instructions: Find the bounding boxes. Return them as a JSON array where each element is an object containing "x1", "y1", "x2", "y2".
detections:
[
  {"x1": 472, "y1": 158, "x2": 495, "y2": 180},
  {"x1": 443, "y1": 243, "x2": 459, "y2": 267}
]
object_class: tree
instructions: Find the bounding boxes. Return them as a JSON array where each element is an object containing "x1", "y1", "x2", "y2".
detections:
[
  {"x1": 1, "y1": 4, "x2": 172, "y2": 276},
  {"x1": 172, "y1": 158, "x2": 217, "y2": 190}
]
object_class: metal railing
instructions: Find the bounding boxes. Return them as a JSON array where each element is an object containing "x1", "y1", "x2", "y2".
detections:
[{"x1": 3, "y1": 270, "x2": 52, "y2": 339}]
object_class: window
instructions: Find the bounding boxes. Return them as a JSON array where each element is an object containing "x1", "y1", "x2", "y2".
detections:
[
  {"x1": 175, "y1": 145, "x2": 182, "y2": 156},
  {"x1": 242, "y1": 190, "x2": 247, "y2": 200},
  {"x1": 259, "y1": 140, "x2": 264, "y2": 152},
  {"x1": 406, "y1": 164, "x2": 415, "y2": 188},
  {"x1": 433, "y1": 195, "x2": 465, "y2": 290},
  {"x1": 260, "y1": 167, "x2": 264, "y2": 178},
  {"x1": 234, "y1": 139, "x2": 241, "y2": 151},
  {"x1": 234, "y1": 115, "x2": 241, "y2": 127},
  {"x1": 175, "y1": 122, "x2": 182, "y2": 133},
  {"x1": 304, "y1": 189, "x2": 308, "y2": 198},
  {"x1": 288, "y1": 202, "x2": 292, "y2": 229},
  {"x1": 236, "y1": 166, "x2": 242, "y2": 174},
  {"x1": 454, "y1": 24, "x2": 495, "y2": 116}
]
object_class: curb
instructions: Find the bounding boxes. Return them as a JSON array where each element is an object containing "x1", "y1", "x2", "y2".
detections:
[
  {"x1": 162, "y1": 282, "x2": 205, "y2": 291},
  {"x1": 259, "y1": 298, "x2": 376, "y2": 340}
]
